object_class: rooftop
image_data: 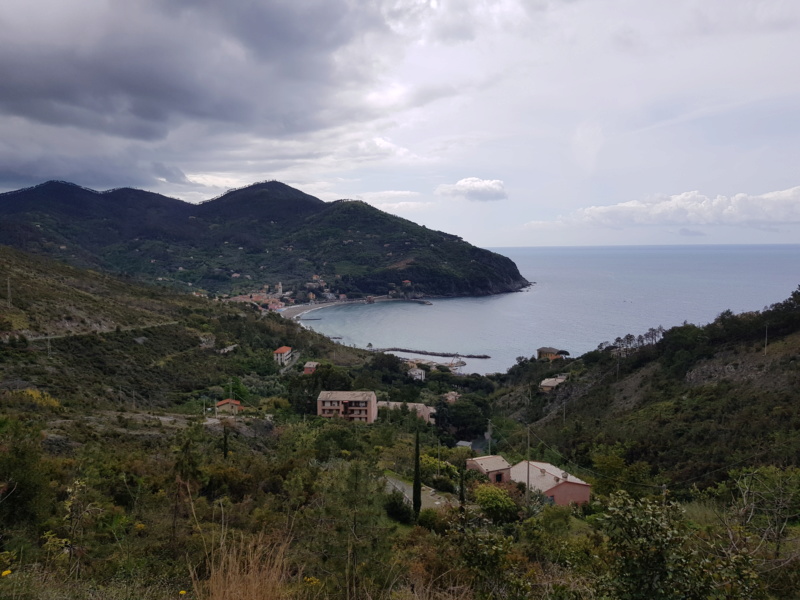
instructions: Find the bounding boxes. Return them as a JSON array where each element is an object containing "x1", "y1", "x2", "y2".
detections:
[
  {"x1": 469, "y1": 455, "x2": 511, "y2": 472},
  {"x1": 510, "y1": 461, "x2": 589, "y2": 494},
  {"x1": 216, "y1": 398, "x2": 241, "y2": 407},
  {"x1": 317, "y1": 391, "x2": 377, "y2": 403}
]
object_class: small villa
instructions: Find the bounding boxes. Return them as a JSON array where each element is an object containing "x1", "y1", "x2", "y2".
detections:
[
  {"x1": 408, "y1": 367, "x2": 425, "y2": 381},
  {"x1": 539, "y1": 374, "x2": 568, "y2": 392},
  {"x1": 466, "y1": 455, "x2": 512, "y2": 484},
  {"x1": 537, "y1": 347, "x2": 568, "y2": 361},
  {"x1": 509, "y1": 461, "x2": 591, "y2": 505},
  {"x1": 303, "y1": 361, "x2": 320, "y2": 375},
  {"x1": 216, "y1": 398, "x2": 243, "y2": 416},
  {"x1": 273, "y1": 346, "x2": 293, "y2": 366}
]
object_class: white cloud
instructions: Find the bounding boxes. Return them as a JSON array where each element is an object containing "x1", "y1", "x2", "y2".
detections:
[
  {"x1": 576, "y1": 186, "x2": 800, "y2": 227},
  {"x1": 435, "y1": 177, "x2": 507, "y2": 201}
]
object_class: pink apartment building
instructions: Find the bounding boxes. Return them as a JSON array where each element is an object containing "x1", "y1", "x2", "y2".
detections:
[{"x1": 317, "y1": 391, "x2": 377, "y2": 424}]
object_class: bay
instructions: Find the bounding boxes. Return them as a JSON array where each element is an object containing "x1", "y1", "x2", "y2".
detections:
[{"x1": 301, "y1": 245, "x2": 800, "y2": 375}]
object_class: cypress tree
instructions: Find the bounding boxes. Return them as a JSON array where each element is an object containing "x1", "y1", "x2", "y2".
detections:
[{"x1": 413, "y1": 430, "x2": 421, "y2": 518}]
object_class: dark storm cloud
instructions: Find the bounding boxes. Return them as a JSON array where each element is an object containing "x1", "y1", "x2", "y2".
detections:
[
  {"x1": 0, "y1": 150, "x2": 156, "y2": 191},
  {"x1": 151, "y1": 162, "x2": 190, "y2": 185},
  {"x1": 0, "y1": 0, "x2": 388, "y2": 139}
]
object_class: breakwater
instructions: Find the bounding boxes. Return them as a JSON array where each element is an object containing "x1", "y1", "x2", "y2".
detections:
[{"x1": 373, "y1": 347, "x2": 490, "y2": 359}]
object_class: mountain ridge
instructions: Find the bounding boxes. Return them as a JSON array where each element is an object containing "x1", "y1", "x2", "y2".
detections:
[{"x1": 0, "y1": 180, "x2": 529, "y2": 297}]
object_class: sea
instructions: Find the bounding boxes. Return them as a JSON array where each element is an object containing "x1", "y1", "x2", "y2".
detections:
[{"x1": 300, "y1": 245, "x2": 800, "y2": 375}]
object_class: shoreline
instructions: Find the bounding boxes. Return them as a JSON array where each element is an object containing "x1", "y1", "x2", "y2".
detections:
[{"x1": 278, "y1": 297, "x2": 428, "y2": 320}]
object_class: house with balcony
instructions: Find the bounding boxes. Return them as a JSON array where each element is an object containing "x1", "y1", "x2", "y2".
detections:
[
  {"x1": 273, "y1": 346, "x2": 293, "y2": 366},
  {"x1": 317, "y1": 391, "x2": 378, "y2": 424}
]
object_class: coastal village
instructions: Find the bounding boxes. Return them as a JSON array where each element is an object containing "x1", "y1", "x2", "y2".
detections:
[
  {"x1": 218, "y1": 274, "x2": 422, "y2": 314},
  {"x1": 207, "y1": 334, "x2": 589, "y2": 509}
]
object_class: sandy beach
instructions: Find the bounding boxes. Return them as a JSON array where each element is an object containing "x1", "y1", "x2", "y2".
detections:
[
  {"x1": 278, "y1": 299, "x2": 369, "y2": 320},
  {"x1": 278, "y1": 297, "x2": 429, "y2": 320}
]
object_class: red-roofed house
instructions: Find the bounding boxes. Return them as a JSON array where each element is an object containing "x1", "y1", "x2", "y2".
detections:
[
  {"x1": 509, "y1": 461, "x2": 591, "y2": 506},
  {"x1": 273, "y1": 346, "x2": 293, "y2": 366},
  {"x1": 466, "y1": 455, "x2": 512, "y2": 484},
  {"x1": 216, "y1": 398, "x2": 243, "y2": 415}
]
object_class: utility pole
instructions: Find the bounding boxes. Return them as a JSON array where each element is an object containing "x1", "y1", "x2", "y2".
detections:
[
  {"x1": 487, "y1": 419, "x2": 492, "y2": 455},
  {"x1": 6, "y1": 277, "x2": 10, "y2": 309},
  {"x1": 764, "y1": 323, "x2": 769, "y2": 356},
  {"x1": 525, "y1": 426, "x2": 530, "y2": 508}
]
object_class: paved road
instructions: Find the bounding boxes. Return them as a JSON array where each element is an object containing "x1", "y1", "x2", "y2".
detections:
[{"x1": 385, "y1": 475, "x2": 451, "y2": 510}]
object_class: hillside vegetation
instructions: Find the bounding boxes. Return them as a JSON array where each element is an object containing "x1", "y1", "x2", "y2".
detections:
[
  {"x1": 493, "y1": 285, "x2": 800, "y2": 490},
  {"x1": 0, "y1": 180, "x2": 528, "y2": 297},
  {"x1": 1, "y1": 247, "x2": 799, "y2": 599}
]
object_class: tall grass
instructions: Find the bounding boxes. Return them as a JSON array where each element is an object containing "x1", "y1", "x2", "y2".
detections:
[{"x1": 192, "y1": 533, "x2": 294, "y2": 600}]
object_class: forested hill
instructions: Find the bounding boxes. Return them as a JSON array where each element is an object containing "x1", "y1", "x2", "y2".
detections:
[
  {"x1": 497, "y1": 285, "x2": 800, "y2": 489},
  {"x1": 0, "y1": 180, "x2": 529, "y2": 297}
]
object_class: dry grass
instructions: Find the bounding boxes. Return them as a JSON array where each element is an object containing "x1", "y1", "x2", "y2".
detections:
[{"x1": 192, "y1": 533, "x2": 294, "y2": 600}]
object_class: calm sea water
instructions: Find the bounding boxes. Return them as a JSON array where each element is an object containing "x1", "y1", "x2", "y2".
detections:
[{"x1": 302, "y1": 245, "x2": 800, "y2": 375}]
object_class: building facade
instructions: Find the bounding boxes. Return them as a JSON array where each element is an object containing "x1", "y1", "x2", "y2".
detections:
[
  {"x1": 317, "y1": 391, "x2": 378, "y2": 424},
  {"x1": 273, "y1": 346, "x2": 293, "y2": 366}
]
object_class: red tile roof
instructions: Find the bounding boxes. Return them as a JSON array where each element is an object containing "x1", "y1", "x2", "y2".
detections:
[
  {"x1": 273, "y1": 346, "x2": 292, "y2": 354},
  {"x1": 216, "y1": 398, "x2": 241, "y2": 407}
]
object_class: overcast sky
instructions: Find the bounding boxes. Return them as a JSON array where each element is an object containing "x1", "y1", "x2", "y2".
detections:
[{"x1": 2, "y1": 0, "x2": 799, "y2": 246}]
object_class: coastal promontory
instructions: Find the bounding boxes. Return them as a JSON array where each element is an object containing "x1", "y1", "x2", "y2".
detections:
[{"x1": 0, "y1": 180, "x2": 529, "y2": 298}]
